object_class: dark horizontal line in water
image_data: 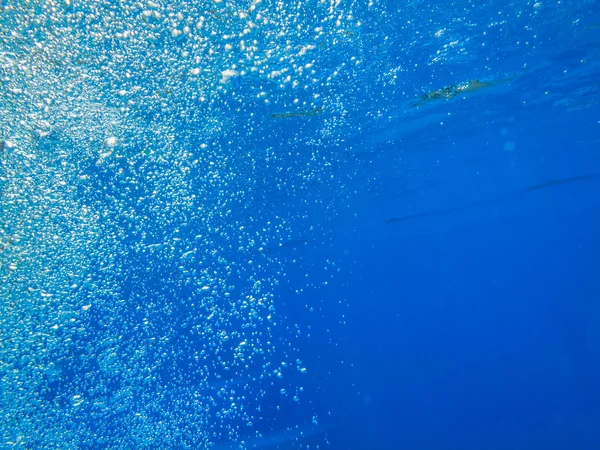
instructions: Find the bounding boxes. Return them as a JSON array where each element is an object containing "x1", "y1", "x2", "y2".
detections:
[
  {"x1": 269, "y1": 108, "x2": 324, "y2": 119},
  {"x1": 385, "y1": 173, "x2": 600, "y2": 225}
]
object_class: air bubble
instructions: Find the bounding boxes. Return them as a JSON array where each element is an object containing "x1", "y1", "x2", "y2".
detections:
[{"x1": 103, "y1": 137, "x2": 118, "y2": 147}]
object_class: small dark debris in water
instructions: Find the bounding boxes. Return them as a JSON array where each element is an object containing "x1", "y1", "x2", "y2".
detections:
[{"x1": 270, "y1": 108, "x2": 324, "y2": 119}]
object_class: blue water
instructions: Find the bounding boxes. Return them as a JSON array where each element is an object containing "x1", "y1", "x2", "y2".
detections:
[{"x1": 2, "y1": 0, "x2": 600, "y2": 448}]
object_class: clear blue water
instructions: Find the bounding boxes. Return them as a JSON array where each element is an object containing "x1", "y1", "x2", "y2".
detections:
[{"x1": 2, "y1": 0, "x2": 600, "y2": 449}]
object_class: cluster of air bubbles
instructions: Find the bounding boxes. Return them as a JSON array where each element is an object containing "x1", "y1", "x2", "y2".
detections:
[{"x1": 0, "y1": 0, "x2": 378, "y2": 447}]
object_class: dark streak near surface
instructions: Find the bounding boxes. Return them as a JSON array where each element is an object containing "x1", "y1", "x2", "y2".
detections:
[
  {"x1": 385, "y1": 174, "x2": 600, "y2": 225},
  {"x1": 519, "y1": 174, "x2": 599, "y2": 193},
  {"x1": 270, "y1": 108, "x2": 324, "y2": 119}
]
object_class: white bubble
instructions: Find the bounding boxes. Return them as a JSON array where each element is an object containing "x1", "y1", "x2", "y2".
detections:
[
  {"x1": 1, "y1": 140, "x2": 15, "y2": 149},
  {"x1": 71, "y1": 395, "x2": 84, "y2": 407},
  {"x1": 103, "y1": 137, "x2": 118, "y2": 148},
  {"x1": 220, "y1": 69, "x2": 239, "y2": 84}
]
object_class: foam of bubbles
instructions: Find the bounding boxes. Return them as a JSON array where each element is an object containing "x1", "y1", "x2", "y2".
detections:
[{"x1": 0, "y1": 0, "x2": 372, "y2": 447}]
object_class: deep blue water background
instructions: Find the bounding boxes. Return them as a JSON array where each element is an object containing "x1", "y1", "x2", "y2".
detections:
[
  {"x1": 280, "y1": 127, "x2": 600, "y2": 448},
  {"x1": 260, "y1": 22, "x2": 600, "y2": 450}
]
